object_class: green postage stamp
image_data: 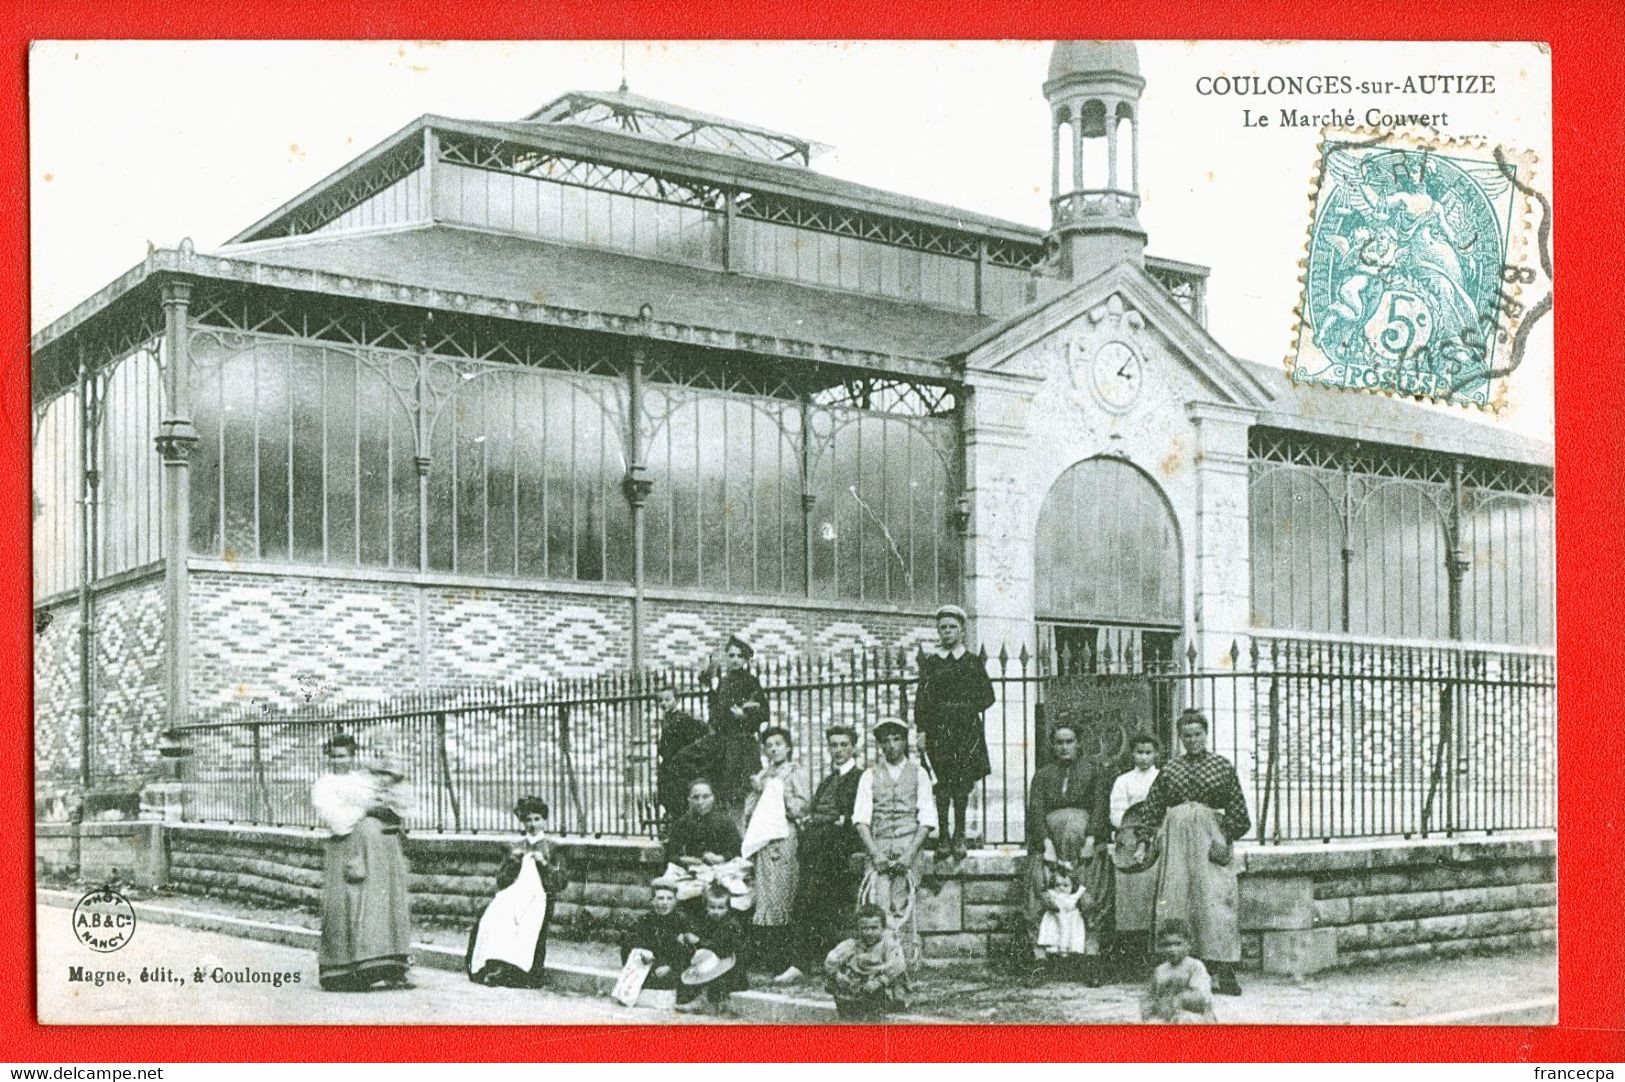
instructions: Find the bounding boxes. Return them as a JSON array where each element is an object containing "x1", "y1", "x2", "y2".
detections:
[{"x1": 1289, "y1": 128, "x2": 1543, "y2": 407}]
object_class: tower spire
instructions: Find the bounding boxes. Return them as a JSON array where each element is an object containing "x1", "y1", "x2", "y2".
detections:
[
  {"x1": 618, "y1": 42, "x2": 629, "y2": 92},
  {"x1": 1044, "y1": 41, "x2": 1147, "y2": 282}
]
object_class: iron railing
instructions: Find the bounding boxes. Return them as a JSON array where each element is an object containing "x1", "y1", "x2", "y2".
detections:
[{"x1": 172, "y1": 636, "x2": 1555, "y2": 845}]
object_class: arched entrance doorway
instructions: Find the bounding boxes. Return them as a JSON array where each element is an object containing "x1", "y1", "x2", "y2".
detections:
[{"x1": 1034, "y1": 456, "x2": 1183, "y2": 672}]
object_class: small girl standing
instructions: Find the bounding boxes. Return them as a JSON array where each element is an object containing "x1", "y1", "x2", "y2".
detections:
[{"x1": 1035, "y1": 862, "x2": 1089, "y2": 961}]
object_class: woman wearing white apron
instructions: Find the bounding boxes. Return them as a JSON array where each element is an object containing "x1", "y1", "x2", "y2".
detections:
[{"x1": 467, "y1": 796, "x2": 567, "y2": 988}]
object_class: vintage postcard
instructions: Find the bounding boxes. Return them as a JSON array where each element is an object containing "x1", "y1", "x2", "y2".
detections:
[{"x1": 31, "y1": 39, "x2": 1554, "y2": 1026}]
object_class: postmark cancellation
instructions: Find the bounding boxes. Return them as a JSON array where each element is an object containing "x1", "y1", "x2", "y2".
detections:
[{"x1": 1288, "y1": 128, "x2": 1542, "y2": 408}]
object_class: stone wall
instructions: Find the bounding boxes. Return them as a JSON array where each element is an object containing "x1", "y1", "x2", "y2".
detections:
[
  {"x1": 45, "y1": 821, "x2": 1555, "y2": 971},
  {"x1": 1238, "y1": 834, "x2": 1557, "y2": 972},
  {"x1": 162, "y1": 823, "x2": 664, "y2": 940}
]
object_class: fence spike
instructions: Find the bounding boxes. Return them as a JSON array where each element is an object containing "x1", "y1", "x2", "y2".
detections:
[
  {"x1": 1229, "y1": 639, "x2": 1241, "y2": 667},
  {"x1": 1185, "y1": 640, "x2": 1199, "y2": 668},
  {"x1": 1125, "y1": 636, "x2": 1137, "y2": 671},
  {"x1": 1017, "y1": 642, "x2": 1030, "y2": 672},
  {"x1": 1248, "y1": 638, "x2": 1260, "y2": 667},
  {"x1": 1100, "y1": 637, "x2": 1113, "y2": 669}
]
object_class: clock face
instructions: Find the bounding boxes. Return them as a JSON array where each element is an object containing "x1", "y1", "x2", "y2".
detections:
[{"x1": 1089, "y1": 340, "x2": 1144, "y2": 413}]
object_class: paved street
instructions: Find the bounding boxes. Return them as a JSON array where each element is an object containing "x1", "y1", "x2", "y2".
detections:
[
  {"x1": 37, "y1": 899, "x2": 1555, "y2": 1026},
  {"x1": 37, "y1": 903, "x2": 675, "y2": 1026}
]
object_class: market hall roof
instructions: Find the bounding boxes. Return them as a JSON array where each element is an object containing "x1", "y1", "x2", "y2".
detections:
[
  {"x1": 518, "y1": 88, "x2": 828, "y2": 167},
  {"x1": 224, "y1": 112, "x2": 1045, "y2": 250},
  {"x1": 28, "y1": 227, "x2": 997, "y2": 394}
]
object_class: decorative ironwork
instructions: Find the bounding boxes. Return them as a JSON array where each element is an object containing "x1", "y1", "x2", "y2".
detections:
[
  {"x1": 245, "y1": 137, "x2": 426, "y2": 241},
  {"x1": 176, "y1": 638, "x2": 1555, "y2": 846},
  {"x1": 1051, "y1": 190, "x2": 1141, "y2": 225},
  {"x1": 438, "y1": 130, "x2": 1045, "y2": 272},
  {"x1": 1250, "y1": 426, "x2": 1553, "y2": 498},
  {"x1": 529, "y1": 91, "x2": 815, "y2": 167},
  {"x1": 1144, "y1": 259, "x2": 1207, "y2": 324},
  {"x1": 808, "y1": 377, "x2": 957, "y2": 418},
  {"x1": 440, "y1": 131, "x2": 729, "y2": 210}
]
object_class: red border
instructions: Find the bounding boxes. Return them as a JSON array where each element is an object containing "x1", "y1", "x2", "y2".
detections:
[{"x1": 6, "y1": 0, "x2": 1623, "y2": 1063}]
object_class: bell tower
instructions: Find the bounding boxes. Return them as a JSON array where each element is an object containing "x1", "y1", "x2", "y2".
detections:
[{"x1": 1045, "y1": 41, "x2": 1147, "y2": 282}]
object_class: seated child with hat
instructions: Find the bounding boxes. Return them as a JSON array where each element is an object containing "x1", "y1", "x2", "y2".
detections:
[
  {"x1": 613, "y1": 878, "x2": 692, "y2": 1007},
  {"x1": 823, "y1": 903, "x2": 908, "y2": 1021},
  {"x1": 675, "y1": 886, "x2": 748, "y2": 1012}
]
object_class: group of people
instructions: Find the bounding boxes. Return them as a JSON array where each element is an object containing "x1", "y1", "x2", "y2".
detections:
[{"x1": 309, "y1": 603, "x2": 1252, "y2": 1023}]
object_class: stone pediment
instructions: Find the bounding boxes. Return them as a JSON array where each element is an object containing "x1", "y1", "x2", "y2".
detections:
[{"x1": 954, "y1": 261, "x2": 1273, "y2": 409}]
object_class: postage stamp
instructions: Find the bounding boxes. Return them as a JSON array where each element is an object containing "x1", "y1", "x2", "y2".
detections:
[{"x1": 1289, "y1": 128, "x2": 1543, "y2": 407}]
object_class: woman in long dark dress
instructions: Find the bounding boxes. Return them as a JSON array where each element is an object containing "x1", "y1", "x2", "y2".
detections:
[
  {"x1": 312, "y1": 737, "x2": 414, "y2": 992},
  {"x1": 702, "y1": 634, "x2": 768, "y2": 829},
  {"x1": 466, "y1": 796, "x2": 568, "y2": 988},
  {"x1": 914, "y1": 605, "x2": 996, "y2": 860}
]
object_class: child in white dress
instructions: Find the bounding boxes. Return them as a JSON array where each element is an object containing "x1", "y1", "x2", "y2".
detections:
[{"x1": 1035, "y1": 863, "x2": 1089, "y2": 960}]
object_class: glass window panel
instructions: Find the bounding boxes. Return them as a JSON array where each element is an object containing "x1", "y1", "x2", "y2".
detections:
[
  {"x1": 220, "y1": 353, "x2": 259, "y2": 560},
  {"x1": 484, "y1": 369, "x2": 517, "y2": 576},
  {"x1": 585, "y1": 189, "x2": 611, "y2": 249},
  {"x1": 426, "y1": 388, "x2": 455, "y2": 572},
  {"x1": 560, "y1": 185, "x2": 587, "y2": 246},
  {"x1": 356, "y1": 361, "x2": 395, "y2": 568},
  {"x1": 289, "y1": 345, "x2": 326, "y2": 562},
  {"x1": 256, "y1": 343, "x2": 291, "y2": 561},
  {"x1": 323, "y1": 352, "x2": 357, "y2": 566},
  {"x1": 454, "y1": 376, "x2": 488, "y2": 574},
  {"x1": 189, "y1": 351, "x2": 221, "y2": 557},
  {"x1": 667, "y1": 392, "x2": 702, "y2": 588},
  {"x1": 698, "y1": 398, "x2": 729, "y2": 591},
  {"x1": 608, "y1": 191, "x2": 637, "y2": 252},
  {"x1": 634, "y1": 198, "x2": 660, "y2": 259},
  {"x1": 513, "y1": 371, "x2": 549, "y2": 578},
  {"x1": 543, "y1": 377, "x2": 576, "y2": 581},
  {"x1": 536, "y1": 177, "x2": 563, "y2": 241}
]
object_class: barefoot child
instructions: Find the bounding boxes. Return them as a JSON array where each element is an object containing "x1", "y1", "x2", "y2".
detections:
[
  {"x1": 1140, "y1": 919, "x2": 1217, "y2": 1023},
  {"x1": 824, "y1": 904, "x2": 908, "y2": 1021}
]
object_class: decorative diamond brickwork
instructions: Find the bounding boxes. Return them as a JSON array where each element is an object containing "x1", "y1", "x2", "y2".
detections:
[
  {"x1": 33, "y1": 600, "x2": 82, "y2": 791},
  {"x1": 90, "y1": 580, "x2": 168, "y2": 783},
  {"x1": 191, "y1": 573, "x2": 420, "y2": 715}
]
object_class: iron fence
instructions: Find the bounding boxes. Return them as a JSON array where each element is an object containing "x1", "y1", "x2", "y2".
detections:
[{"x1": 172, "y1": 636, "x2": 1555, "y2": 845}]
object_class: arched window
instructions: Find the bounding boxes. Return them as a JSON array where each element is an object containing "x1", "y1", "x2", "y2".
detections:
[
  {"x1": 1035, "y1": 457, "x2": 1181, "y2": 626},
  {"x1": 1055, "y1": 111, "x2": 1075, "y2": 197},
  {"x1": 1114, "y1": 104, "x2": 1136, "y2": 192},
  {"x1": 1079, "y1": 100, "x2": 1110, "y2": 191}
]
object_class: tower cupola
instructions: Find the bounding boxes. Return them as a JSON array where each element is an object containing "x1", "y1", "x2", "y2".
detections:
[{"x1": 1044, "y1": 41, "x2": 1147, "y2": 282}]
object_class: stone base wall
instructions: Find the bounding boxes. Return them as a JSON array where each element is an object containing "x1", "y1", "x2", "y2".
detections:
[
  {"x1": 1239, "y1": 834, "x2": 1557, "y2": 972},
  {"x1": 161, "y1": 823, "x2": 664, "y2": 940},
  {"x1": 39, "y1": 821, "x2": 1555, "y2": 970}
]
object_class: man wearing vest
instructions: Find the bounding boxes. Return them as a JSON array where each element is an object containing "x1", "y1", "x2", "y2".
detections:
[
  {"x1": 852, "y1": 717, "x2": 936, "y2": 966},
  {"x1": 789, "y1": 724, "x2": 866, "y2": 978}
]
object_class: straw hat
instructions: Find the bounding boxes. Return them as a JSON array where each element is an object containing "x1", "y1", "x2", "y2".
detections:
[{"x1": 679, "y1": 949, "x2": 737, "y2": 987}]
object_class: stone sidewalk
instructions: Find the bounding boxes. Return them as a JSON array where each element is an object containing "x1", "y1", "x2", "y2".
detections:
[{"x1": 36, "y1": 884, "x2": 1555, "y2": 1025}]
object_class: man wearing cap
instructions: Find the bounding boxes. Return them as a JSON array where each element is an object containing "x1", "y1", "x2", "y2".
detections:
[
  {"x1": 791, "y1": 724, "x2": 866, "y2": 975},
  {"x1": 914, "y1": 604, "x2": 996, "y2": 860},
  {"x1": 701, "y1": 633, "x2": 769, "y2": 829},
  {"x1": 852, "y1": 718, "x2": 936, "y2": 962}
]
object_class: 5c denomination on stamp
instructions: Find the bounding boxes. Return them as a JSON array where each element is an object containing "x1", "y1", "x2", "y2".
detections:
[
  {"x1": 72, "y1": 887, "x2": 136, "y2": 953},
  {"x1": 1289, "y1": 128, "x2": 1542, "y2": 407}
]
